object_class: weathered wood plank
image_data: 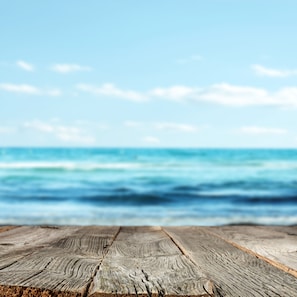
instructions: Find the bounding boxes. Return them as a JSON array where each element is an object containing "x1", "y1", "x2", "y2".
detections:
[
  {"x1": 0, "y1": 226, "x2": 119, "y2": 297},
  {"x1": 89, "y1": 226, "x2": 214, "y2": 297},
  {"x1": 0, "y1": 226, "x2": 84, "y2": 271},
  {"x1": 209, "y1": 225, "x2": 297, "y2": 277},
  {"x1": 0, "y1": 226, "x2": 17, "y2": 234},
  {"x1": 0, "y1": 226, "x2": 78, "y2": 271},
  {"x1": 164, "y1": 226, "x2": 297, "y2": 297}
]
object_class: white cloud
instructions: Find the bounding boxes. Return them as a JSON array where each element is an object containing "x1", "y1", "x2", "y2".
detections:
[
  {"x1": 23, "y1": 120, "x2": 95, "y2": 144},
  {"x1": 240, "y1": 126, "x2": 288, "y2": 135},
  {"x1": 276, "y1": 87, "x2": 297, "y2": 106},
  {"x1": 24, "y1": 121, "x2": 54, "y2": 133},
  {"x1": 150, "y1": 86, "x2": 197, "y2": 101},
  {"x1": 57, "y1": 127, "x2": 95, "y2": 143},
  {"x1": 198, "y1": 83, "x2": 274, "y2": 106},
  {"x1": 154, "y1": 122, "x2": 198, "y2": 132},
  {"x1": 16, "y1": 60, "x2": 34, "y2": 72},
  {"x1": 51, "y1": 64, "x2": 92, "y2": 73},
  {"x1": 124, "y1": 121, "x2": 199, "y2": 132},
  {"x1": 142, "y1": 136, "x2": 160, "y2": 144},
  {"x1": 0, "y1": 83, "x2": 40, "y2": 95},
  {"x1": 77, "y1": 83, "x2": 147, "y2": 102},
  {"x1": 77, "y1": 82, "x2": 297, "y2": 107},
  {"x1": 251, "y1": 64, "x2": 297, "y2": 78},
  {"x1": 0, "y1": 83, "x2": 61, "y2": 96},
  {"x1": 151, "y1": 83, "x2": 297, "y2": 107},
  {"x1": 150, "y1": 83, "x2": 273, "y2": 106}
]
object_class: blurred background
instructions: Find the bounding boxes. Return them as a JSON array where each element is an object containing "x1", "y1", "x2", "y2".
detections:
[{"x1": 1, "y1": 1, "x2": 297, "y2": 225}]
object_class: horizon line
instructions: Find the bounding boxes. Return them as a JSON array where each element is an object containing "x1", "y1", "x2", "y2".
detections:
[{"x1": 0, "y1": 146, "x2": 297, "y2": 150}]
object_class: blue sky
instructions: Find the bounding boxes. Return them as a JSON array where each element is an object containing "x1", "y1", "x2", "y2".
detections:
[{"x1": 1, "y1": 0, "x2": 297, "y2": 147}]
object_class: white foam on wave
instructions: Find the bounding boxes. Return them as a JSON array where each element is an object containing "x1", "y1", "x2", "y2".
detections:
[
  {"x1": 0, "y1": 162, "x2": 143, "y2": 170},
  {"x1": 0, "y1": 161, "x2": 197, "y2": 171},
  {"x1": 259, "y1": 161, "x2": 297, "y2": 170},
  {"x1": 4, "y1": 159, "x2": 296, "y2": 172},
  {"x1": 0, "y1": 201, "x2": 296, "y2": 226}
]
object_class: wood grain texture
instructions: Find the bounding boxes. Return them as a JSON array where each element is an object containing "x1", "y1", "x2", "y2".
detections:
[
  {"x1": 1, "y1": 226, "x2": 297, "y2": 297},
  {"x1": 0, "y1": 226, "x2": 119, "y2": 297},
  {"x1": 89, "y1": 226, "x2": 214, "y2": 297},
  {"x1": 208, "y1": 225, "x2": 297, "y2": 277},
  {"x1": 0, "y1": 226, "x2": 80, "y2": 271},
  {"x1": 164, "y1": 226, "x2": 297, "y2": 297}
]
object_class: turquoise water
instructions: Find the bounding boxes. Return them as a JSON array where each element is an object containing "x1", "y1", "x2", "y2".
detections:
[{"x1": 0, "y1": 148, "x2": 297, "y2": 225}]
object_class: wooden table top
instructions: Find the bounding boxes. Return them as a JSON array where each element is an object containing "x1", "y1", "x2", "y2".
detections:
[{"x1": 0, "y1": 225, "x2": 296, "y2": 297}]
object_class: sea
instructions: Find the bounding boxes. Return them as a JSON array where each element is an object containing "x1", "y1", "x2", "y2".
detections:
[{"x1": 0, "y1": 148, "x2": 297, "y2": 226}]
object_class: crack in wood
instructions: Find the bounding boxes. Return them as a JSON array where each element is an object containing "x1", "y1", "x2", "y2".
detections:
[
  {"x1": 83, "y1": 227, "x2": 121, "y2": 297},
  {"x1": 141, "y1": 268, "x2": 167, "y2": 297},
  {"x1": 211, "y1": 284, "x2": 224, "y2": 297},
  {"x1": 133, "y1": 284, "x2": 139, "y2": 297},
  {"x1": 141, "y1": 269, "x2": 150, "y2": 282},
  {"x1": 156, "y1": 280, "x2": 165, "y2": 297},
  {"x1": 144, "y1": 283, "x2": 152, "y2": 297},
  {"x1": 0, "y1": 260, "x2": 19, "y2": 271}
]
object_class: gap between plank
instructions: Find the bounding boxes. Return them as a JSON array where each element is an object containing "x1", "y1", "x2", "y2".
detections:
[
  {"x1": 205, "y1": 228, "x2": 297, "y2": 279},
  {"x1": 161, "y1": 227, "x2": 214, "y2": 297},
  {"x1": 160, "y1": 228, "x2": 189, "y2": 257},
  {"x1": 83, "y1": 226, "x2": 122, "y2": 297}
]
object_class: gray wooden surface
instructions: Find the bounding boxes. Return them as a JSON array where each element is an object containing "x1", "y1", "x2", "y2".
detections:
[
  {"x1": 0, "y1": 226, "x2": 296, "y2": 297},
  {"x1": 208, "y1": 225, "x2": 297, "y2": 277}
]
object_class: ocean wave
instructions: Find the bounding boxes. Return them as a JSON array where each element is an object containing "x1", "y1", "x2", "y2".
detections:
[
  {"x1": 239, "y1": 195, "x2": 297, "y2": 205},
  {"x1": 4, "y1": 188, "x2": 297, "y2": 207},
  {"x1": 1, "y1": 159, "x2": 297, "y2": 172},
  {"x1": 0, "y1": 161, "x2": 198, "y2": 171},
  {"x1": 0, "y1": 162, "x2": 143, "y2": 171},
  {"x1": 1, "y1": 148, "x2": 297, "y2": 225},
  {"x1": 82, "y1": 193, "x2": 173, "y2": 205}
]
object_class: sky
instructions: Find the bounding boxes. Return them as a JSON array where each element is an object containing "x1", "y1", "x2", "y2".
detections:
[{"x1": 1, "y1": 0, "x2": 297, "y2": 148}]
